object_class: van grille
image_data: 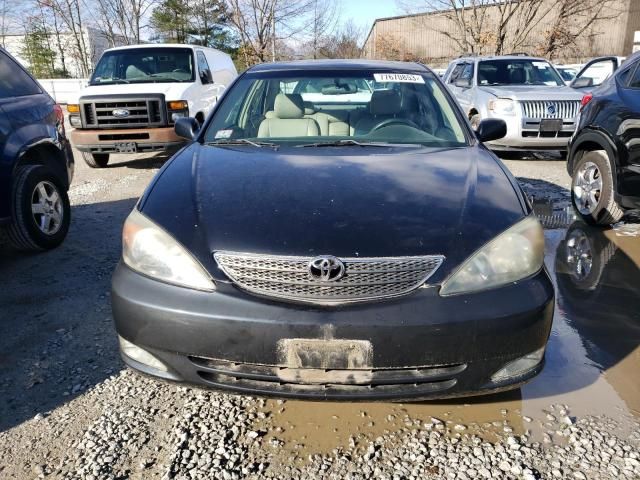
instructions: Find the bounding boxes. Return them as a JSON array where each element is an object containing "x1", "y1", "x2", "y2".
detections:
[
  {"x1": 214, "y1": 252, "x2": 444, "y2": 305},
  {"x1": 520, "y1": 100, "x2": 580, "y2": 120},
  {"x1": 80, "y1": 95, "x2": 166, "y2": 128}
]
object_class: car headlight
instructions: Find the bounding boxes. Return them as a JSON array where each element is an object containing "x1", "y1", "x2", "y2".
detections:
[
  {"x1": 168, "y1": 100, "x2": 189, "y2": 124},
  {"x1": 488, "y1": 98, "x2": 516, "y2": 116},
  {"x1": 440, "y1": 216, "x2": 544, "y2": 296},
  {"x1": 69, "y1": 115, "x2": 81, "y2": 127},
  {"x1": 122, "y1": 208, "x2": 215, "y2": 291}
]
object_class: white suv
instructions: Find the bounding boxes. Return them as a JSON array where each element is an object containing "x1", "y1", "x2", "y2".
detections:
[
  {"x1": 68, "y1": 44, "x2": 237, "y2": 168},
  {"x1": 443, "y1": 55, "x2": 583, "y2": 152}
]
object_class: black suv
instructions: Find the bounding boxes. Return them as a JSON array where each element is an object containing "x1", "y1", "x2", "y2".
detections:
[
  {"x1": 0, "y1": 48, "x2": 74, "y2": 250},
  {"x1": 568, "y1": 51, "x2": 640, "y2": 225}
]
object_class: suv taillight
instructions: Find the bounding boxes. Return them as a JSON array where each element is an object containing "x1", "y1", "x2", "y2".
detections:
[
  {"x1": 580, "y1": 94, "x2": 593, "y2": 110},
  {"x1": 53, "y1": 104, "x2": 65, "y2": 135}
]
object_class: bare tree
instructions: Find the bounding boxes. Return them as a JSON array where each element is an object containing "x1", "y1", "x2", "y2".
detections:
[
  {"x1": 319, "y1": 19, "x2": 365, "y2": 59},
  {"x1": 91, "y1": 0, "x2": 156, "y2": 45},
  {"x1": 398, "y1": 0, "x2": 495, "y2": 54},
  {"x1": 309, "y1": 0, "x2": 337, "y2": 59},
  {"x1": 540, "y1": 0, "x2": 621, "y2": 59},
  {"x1": 491, "y1": 0, "x2": 552, "y2": 55},
  {"x1": 0, "y1": 0, "x2": 17, "y2": 47},
  {"x1": 227, "y1": 0, "x2": 314, "y2": 64},
  {"x1": 39, "y1": 0, "x2": 92, "y2": 76}
]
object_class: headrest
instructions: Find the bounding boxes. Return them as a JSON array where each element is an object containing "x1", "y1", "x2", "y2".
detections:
[
  {"x1": 303, "y1": 101, "x2": 316, "y2": 115},
  {"x1": 274, "y1": 93, "x2": 304, "y2": 119},
  {"x1": 510, "y1": 68, "x2": 525, "y2": 83},
  {"x1": 370, "y1": 90, "x2": 402, "y2": 115}
]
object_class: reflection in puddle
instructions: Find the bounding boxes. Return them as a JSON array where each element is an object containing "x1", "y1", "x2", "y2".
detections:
[{"x1": 260, "y1": 210, "x2": 640, "y2": 457}]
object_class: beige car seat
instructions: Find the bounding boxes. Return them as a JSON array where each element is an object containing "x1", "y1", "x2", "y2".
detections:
[{"x1": 258, "y1": 94, "x2": 320, "y2": 138}]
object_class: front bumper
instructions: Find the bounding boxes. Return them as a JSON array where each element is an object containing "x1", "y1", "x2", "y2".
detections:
[
  {"x1": 111, "y1": 263, "x2": 555, "y2": 401},
  {"x1": 486, "y1": 113, "x2": 575, "y2": 150},
  {"x1": 70, "y1": 126, "x2": 184, "y2": 154}
]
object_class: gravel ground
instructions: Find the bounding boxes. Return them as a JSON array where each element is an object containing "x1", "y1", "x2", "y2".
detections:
[{"x1": 0, "y1": 149, "x2": 639, "y2": 479}]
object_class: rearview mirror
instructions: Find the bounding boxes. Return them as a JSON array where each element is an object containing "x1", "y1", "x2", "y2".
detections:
[
  {"x1": 571, "y1": 77, "x2": 594, "y2": 88},
  {"x1": 476, "y1": 119, "x2": 507, "y2": 143},
  {"x1": 454, "y1": 77, "x2": 472, "y2": 88},
  {"x1": 175, "y1": 117, "x2": 200, "y2": 141}
]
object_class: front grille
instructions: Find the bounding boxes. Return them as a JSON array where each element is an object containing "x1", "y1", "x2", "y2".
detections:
[
  {"x1": 189, "y1": 356, "x2": 464, "y2": 396},
  {"x1": 80, "y1": 95, "x2": 166, "y2": 129},
  {"x1": 520, "y1": 100, "x2": 580, "y2": 119},
  {"x1": 214, "y1": 252, "x2": 444, "y2": 305},
  {"x1": 98, "y1": 132, "x2": 150, "y2": 141},
  {"x1": 522, "y1": 130, "x2": 573, "y2": 138}
]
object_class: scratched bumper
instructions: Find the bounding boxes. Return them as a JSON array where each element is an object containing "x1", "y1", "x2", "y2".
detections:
[{"x1": 111, "y1": 262, "x2": 554, "y2": 400}]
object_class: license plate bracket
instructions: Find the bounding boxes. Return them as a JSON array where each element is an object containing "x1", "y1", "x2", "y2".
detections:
[
  {"x1": 539, "y1": 118, "x2": 563, "y2": 132},
  {"x1": 115, "y1": 142, "x2": 137, "y2": 153},
  {"x1": 278, "y1": 338, "x2": 373, "y2": 369}
]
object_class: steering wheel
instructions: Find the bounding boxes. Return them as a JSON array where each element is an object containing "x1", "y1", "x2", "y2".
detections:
[
  {"x1": 371, "y1": 118, "x2": 421, "y2": 132},
  {"x1": 173, "y1": 68, "x2": 188, "y2": 73}
]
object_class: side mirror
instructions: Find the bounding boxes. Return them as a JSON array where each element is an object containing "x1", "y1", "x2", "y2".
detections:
[
  {"x1": 454, "y1": 77, "x2": 472, "y2": 88},
  {"x1": 175, "y1": 117, "x2": 200, "y2": 140},
  {"x1": 200, "y1": 69, "x2": 213, "y2": 84},
  {"x1": 571, "y1": 77, "x2": 594, "y2": 88},
  {"x1": 476, "y1": 118, "x2": 507, "y2": 143}
]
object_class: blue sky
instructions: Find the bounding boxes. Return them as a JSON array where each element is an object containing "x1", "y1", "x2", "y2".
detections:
[{"x1": 337, "y1": 0, "x2": 401, "y2": 33}]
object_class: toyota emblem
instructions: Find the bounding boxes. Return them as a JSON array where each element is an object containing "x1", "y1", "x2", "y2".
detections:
[
  {"x1": 546, "y1": 103, "x2": 557, "y2": 116},
  {"x1": 309, "y1": 255, "x2": 345, "y2": 282},
  {"x1": 112, "y1": 108, "x2": 130, "y2": 118}
]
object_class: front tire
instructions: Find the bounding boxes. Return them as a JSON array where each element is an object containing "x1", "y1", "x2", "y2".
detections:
[
  {"x1": 82, "y1": 151, "x2": 109, "y2": 168},
  {"x1": 6, "y1": 165, "x2": 71, "y2": 251},
  {"x1": 571, "y1": 150, "x2": 624, "y2": 226}
]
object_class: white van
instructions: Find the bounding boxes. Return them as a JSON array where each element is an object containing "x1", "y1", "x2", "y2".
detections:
[{"x1": 68, "y1": 44, "x2": 237, "y2": 167}]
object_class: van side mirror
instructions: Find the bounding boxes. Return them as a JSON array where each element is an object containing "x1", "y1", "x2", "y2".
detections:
[
  {"x1": 175, "y1": 117, "x2": 200, "y2": 140},
  {"x1": 200, "y1": 69, "x2": 213, "y2": 85},
  {"x1": 476, "y1": 119, "x2": 507, "y2": 143},
  {"x1": 454, "y1": 77, "x2": 472, "y2": 88},
  {"x1": 571, "y1": 77, "x2": 594, "y2": 88}
]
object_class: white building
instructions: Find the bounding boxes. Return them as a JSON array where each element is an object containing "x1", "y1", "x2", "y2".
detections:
[{"x1": 2, "y1": 26, "x2": 127, "y2": 78}]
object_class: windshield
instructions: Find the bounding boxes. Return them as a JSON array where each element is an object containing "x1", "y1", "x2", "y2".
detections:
[
  {"x1": 90, "y1": 47, "x2": 194, "y2": 85},
  {"x1": 557, "y1": 68, "x2": 576, "y2": 82},
  {"x1": 203, "y1": 70, "x2": 468, "y2": 148},
  {"x1": 478, "y1": 59, "x2": 564, "y2": 86}
]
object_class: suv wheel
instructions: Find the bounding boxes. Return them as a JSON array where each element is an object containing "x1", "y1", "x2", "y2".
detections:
[
  {"x1": 571, "y1": 150, "x2": 624, "y2": 226},
  {"x1": 7, "y1": 165, "x2": 71, "y2": 251},
  {"x1": 82, "y1": 151, "x2": 110, "y2": 168}
]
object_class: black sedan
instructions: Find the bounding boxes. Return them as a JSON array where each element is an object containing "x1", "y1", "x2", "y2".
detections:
[
  {"x1": 568, "y1": 51, "x2": 640, "y2": 225},
  {"x1": 111, "y1": 60, "x2": 554, "y2": 400}
]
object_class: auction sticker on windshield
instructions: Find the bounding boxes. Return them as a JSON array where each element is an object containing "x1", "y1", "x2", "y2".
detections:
[{"x1": 373, "y1": 73, "x2": 425, "y2": 83}]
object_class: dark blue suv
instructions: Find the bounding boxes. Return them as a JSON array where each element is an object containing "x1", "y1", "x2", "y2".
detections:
[
  {"x1": 568, "y1": 51, "x2": 640, "y2": 225},
  {"x1": 0, "y1": 48, "x2": 74, "y2": 250}
]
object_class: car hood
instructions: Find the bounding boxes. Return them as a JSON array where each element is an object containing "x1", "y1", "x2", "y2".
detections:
[
  {"x1": 479, "y1": 85, "x2": 584, "y2": 101},
  {"x1": 140, "y1": 144, "x2": 527, "y2": 283},
  {"x1": 71, "y1": 82, "x2": 193, "y2": 103}
]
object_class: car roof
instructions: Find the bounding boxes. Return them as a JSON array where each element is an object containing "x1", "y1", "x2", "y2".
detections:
[
  {"x1": 248, "y1": 59, "x2": 429, "y2": 73},
  {"x1": 104, "y1": 43, "x2": 222, "y2": 53},
  {"x1": 455, "y1": 55, "x2": 550, "y2": 63}
]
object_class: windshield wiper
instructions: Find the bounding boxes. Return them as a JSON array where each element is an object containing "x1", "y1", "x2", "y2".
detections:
[
  {"x1": 206, "y1": 138, "x2": 279, "y2": 149},
  {"x1": 297, "y1": 139, "x2": 405, "y2": 148}
]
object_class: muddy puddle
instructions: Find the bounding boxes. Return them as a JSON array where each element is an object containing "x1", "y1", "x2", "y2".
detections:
[{"x1": 259, "y1": 207, "x2": 640, "y2": 458}]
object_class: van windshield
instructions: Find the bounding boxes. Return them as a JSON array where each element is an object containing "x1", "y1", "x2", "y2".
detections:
[{"x1": 90, "y1": 48, "x2": 194, "y2": 85}]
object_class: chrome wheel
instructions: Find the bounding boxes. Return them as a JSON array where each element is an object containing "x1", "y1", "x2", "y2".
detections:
[
  {"x1": 31, "y1": 181, "x2": 63, "y2": 235},
  {"x1": 573, "y1": 161, "x2": 602, "y2": 215},
  {"x1": 566, "y1": 229, "x2": 592, "y2": 281}
]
